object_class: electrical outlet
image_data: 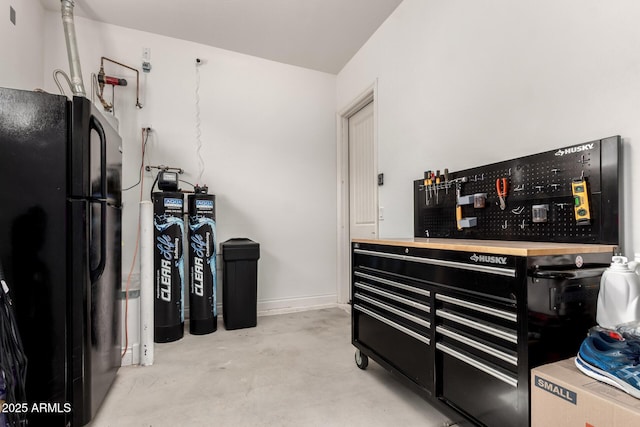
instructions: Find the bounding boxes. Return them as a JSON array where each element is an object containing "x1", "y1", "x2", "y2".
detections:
[{"x1": 142, "y1": 48, "x2": 152, "y2": 73}]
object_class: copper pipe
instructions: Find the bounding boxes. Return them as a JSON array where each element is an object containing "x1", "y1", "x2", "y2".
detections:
[{"x1": 101, "y1": 56, "x2": 143, "y2": 108}]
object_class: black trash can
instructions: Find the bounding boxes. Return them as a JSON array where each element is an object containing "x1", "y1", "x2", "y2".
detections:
[{"x1": 221, "y1": 238, "x2": 260, "y2": 330}]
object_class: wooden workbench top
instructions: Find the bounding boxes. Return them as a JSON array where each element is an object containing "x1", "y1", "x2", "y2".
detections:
[{"x1": 352, "y1": 237, "x2": 617, "y2": 257}]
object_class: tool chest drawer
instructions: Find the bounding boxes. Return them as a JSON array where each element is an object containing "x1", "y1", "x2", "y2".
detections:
[
  {"x1": 435, "y1": 290, "x2": 520, "y2": 426},
  {"x1": 353, "y1": 308, "x2": 432, "y2": 389},
  {"x1": 353, "y1": 271, "x2": 431, "y2": 339},
  {"x1": 437, "y1": 343, "x2": 520, "y2": 426},
  {"x1": 352, "y1": 250, "x2": 433, "y2": 391},
  {"x1": 353, "y1": 242, "x2": 519, "y2": 300},
  {"x1": 436, "y1": 292, "x2": 518, "y2": 370}
]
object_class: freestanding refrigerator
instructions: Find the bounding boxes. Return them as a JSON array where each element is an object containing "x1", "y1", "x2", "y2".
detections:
[{"x1": 0, "y1": 87, "x2": 122, "y2": 426}]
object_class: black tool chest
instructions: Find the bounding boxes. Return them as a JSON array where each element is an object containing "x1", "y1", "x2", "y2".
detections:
[{"x1": 352, "y1": 239, "x2": 614, "y2": 427}]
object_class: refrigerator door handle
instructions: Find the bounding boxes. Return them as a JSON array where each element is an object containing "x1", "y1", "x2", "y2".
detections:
[
  {"x1": 89, "y1": 115, "x2": 107, "y2": 282},
  {"x1": 90, "y1": 200, "x2": 107, "y2": 283},
  {"x1": 89, "y1": 115, "x2": 107, "y2": 199}
]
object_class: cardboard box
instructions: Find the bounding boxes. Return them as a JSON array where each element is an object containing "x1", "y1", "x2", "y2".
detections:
[{"x1": 531, "y1": 358, "x2": 640, "y2": 427}]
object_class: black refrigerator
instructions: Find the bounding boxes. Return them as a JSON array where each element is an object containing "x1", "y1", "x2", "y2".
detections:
[{"x1": 0, "y1": 87, "x2": 122, "y2": 426}]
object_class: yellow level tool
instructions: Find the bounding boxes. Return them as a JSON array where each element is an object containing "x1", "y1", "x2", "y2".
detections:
[{"x1": 571, "y1": 178, "x2": 591, "y2": 226}]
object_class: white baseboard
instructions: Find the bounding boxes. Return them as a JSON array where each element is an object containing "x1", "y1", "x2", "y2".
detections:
[
  {"x1": 120, "y1": 343, "x2": 140, "y2": 366},
  {"x1": 256, "y1": 294, "x2": 338, "y2": 316},
  {"x1": 336, "y1": 303, "x2": 351, "y2": 314},
  {"x1": 185, "y1": 295, "x2": 340, "y2": 317}
]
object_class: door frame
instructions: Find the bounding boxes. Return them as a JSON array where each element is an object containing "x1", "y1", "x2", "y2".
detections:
[{"x1": 336, "y1": 80, "x2": 378, "y2": 304}]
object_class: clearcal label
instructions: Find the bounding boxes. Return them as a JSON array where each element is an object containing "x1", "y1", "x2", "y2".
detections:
[
  {"x1": 469, "y1": 253, "x2": 507, "y2": 265},
  {"x1": 157, "y1": 234, "x2": 176, "y2": 302},
  {"x1": 534, "y1": 375, "x2": 577, "y2": 404},
  {"x1": 554, "y1": 143, "x2": 594, "y2": 157}
]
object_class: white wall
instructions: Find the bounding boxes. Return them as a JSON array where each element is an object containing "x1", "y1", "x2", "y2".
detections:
[
  {"x1": 0, "y1": 0, "x2": 44, "y2": 89},
  {"x1": 41, "y1": 12, "x2": 338, "y2": 313},
  {"x1": 337, "y1": 0, "x2": 640, "y2": 256}
]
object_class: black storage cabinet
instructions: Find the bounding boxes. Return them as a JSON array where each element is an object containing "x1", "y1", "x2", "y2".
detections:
[{"x1": 221, "y1": 238, "x2": 260, "y2": 330}]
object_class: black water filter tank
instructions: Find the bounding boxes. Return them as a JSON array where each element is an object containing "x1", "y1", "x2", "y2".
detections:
[
  {"x1": 152, "y1": 192, "x2": 185, "y2": 342},
  {"x1": 188, "y1": 193, "x2": 217, "y2": 334}
]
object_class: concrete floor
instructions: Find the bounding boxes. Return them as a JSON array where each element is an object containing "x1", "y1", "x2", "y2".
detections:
[{"x1": 89, "y1": 307, "x2": 455, "y2": 427}]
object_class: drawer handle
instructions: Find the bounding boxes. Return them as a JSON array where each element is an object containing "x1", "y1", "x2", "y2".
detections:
[
  {"x1": 436, "y1": 309, "x2": 517, "y2": 344},
  {"x1": 354, "y1": 248, "x2": 516, "y2": 278},
  {"x1": 436, "y1": 326, "x2": 517, "y2": 366},
  {"x1": 355, "y1": 282, "x2": 430, "y2": 313},
  {"x1": 436, "y1": 342, "x2": 518, "y2": 388},
  {"x1": 354, "y1": 271, "x2": 430, "y2": 297},
  {"x1": 355, "y1": 292, "x2": 431, "y2": 329},
  {"x1": 436, "y1": 294, "x2": 517, "y2": 322},
  {"x1": 531, "y1": 266, "x2": 607, "y2": 280},
  {"x1": 353, "y1": 304, "x2": 430, "y2": 345}
]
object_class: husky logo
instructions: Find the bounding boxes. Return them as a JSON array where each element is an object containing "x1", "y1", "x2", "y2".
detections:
[
  {"x1": 470, "y1": 253, "x2": 508, "y2": 265},
  {"x1": 534, "y1": 376, "x2": 577, "y2": 404},
  {"x1": 554, "y1": 143, "x2": 594, "y2": 157}
]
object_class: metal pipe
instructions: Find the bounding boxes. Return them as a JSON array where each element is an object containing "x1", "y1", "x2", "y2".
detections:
[
  {"x1": 52, "y1": 69, "x2": 72, "y2": 97},
  {"x1": 61, "y1": 0, "x2": 86, "y2": 97},
  {"x1": 140, "y1": 201, "x2": 154, "y2": 366}
]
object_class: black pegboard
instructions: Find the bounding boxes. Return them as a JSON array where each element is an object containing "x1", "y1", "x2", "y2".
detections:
[{"x1": 414, "y1": 136, "x2": 620, "y2": 244}]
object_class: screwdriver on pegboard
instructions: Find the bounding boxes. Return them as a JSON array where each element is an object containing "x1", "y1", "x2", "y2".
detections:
[{"x1": 435, "y1": 170, "x2": 440, "y2": 204}]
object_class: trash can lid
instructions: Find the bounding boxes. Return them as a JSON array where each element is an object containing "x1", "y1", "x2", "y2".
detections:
[{"x1": 221, "y1": 238, "x2": 260, "y2": 260}]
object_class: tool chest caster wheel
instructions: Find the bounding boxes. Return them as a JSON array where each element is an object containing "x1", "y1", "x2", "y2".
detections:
[{"x1": 355, "y1": 349, "x2": 369, "y2": 370}]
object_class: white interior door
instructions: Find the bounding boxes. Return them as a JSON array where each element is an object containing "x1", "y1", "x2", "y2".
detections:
[{"x1": 349, "y1": 101, "x2": 377, "y2": 239}]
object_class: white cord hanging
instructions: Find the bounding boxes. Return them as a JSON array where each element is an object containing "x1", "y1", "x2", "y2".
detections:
[{"x1": 195, "y1": 60, "x2": 205, "y2": 185}]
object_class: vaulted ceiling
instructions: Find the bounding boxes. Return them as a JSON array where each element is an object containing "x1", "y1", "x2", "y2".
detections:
[{"x1": 40, "y1": 0, "x2": 403, "y2": 74}]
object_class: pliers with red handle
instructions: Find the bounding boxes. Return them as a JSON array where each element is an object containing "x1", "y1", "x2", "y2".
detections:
[{"x1": 496, "y1": 178, "x2": 507, "y2": 210}]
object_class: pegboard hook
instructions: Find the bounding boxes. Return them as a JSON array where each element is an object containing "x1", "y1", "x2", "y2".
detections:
[{"x1": 511, "y1": 206, "x2": 525, "y2": 215}]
